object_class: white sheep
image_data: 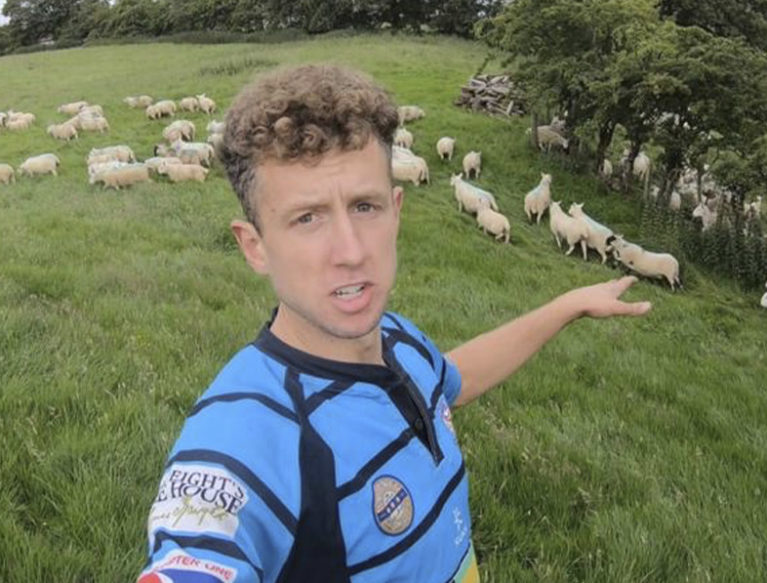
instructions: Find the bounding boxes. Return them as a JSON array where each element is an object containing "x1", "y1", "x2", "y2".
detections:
[
  {"x1": 609, "y1": 235, "x2": 681, "y2": 290},
  {"x1": 162, "y1": 120, "x2": 196, "y2": 143},
  {"x1": 92, "y1": 164, "x2": 151, "y2": 189},
  {"x1": 392, "y1": 157, "x2": 428, "y2": 186},
  {"x1": 397, "y1": 105, "x2": 425, "y2": 124},
  {"x1": 196, "y1": 94, "x2": 216, "y2": 115},
  {"x1": 462, "y1": 151, "x2": 481, "y2": 179},
  {"x1": 621, "y1": 150, "x2": 651, "y2": 184},
  {"x1": 18, "y1": 153, "x2": 60, "y2": 177},
  {"x1": 144, "y1": 156, "x2": 182, "y2": 173},
  {"x1": 523, "y1": 173, "x2": 553, "y2": 224},
  {"x1": 600, "y1": 159, "x2": 613, "y2": 179},
  {"x1": 47, "y1": 122, "x2": 78, "y2": 141},
  {"x1": 528, "y1": 125, "x2": 569, "y2": 152},
  {"x1": 124, "y1": 95, "x2": 154, "y2": 108},
  {"x1": 692, "y1": 201, "x2": 717, "y2": 231},
  {"x1": 549, "y1": 201, "x2": 589, "y2": 260},
  {"x1": 476, "y1": 206, "x2": 511, "y2": 243},
  {"x1": 57, "y1": 101, "x2": 88, "y2": 115},
  {"x1": 79, "y1": 104, "x2": 104, "y2": 117},
  {"x1": 206, "y1": 120, "x2": 225, "y2": 134},
  {"x1": 80, "y1": 116, "x2": 110, "y2": 133},
  {"x1": 0, "y1": 163, "x2": 15, "y2": 184},
  {"x1": 159, "y1": 161, "x2": 209, "y2": 182},
  {"x1": 450, "y1": 173, "x2": 498, "y2": 214},
  {"x1": 394, "y1": 127, "x2": 414, "y2": 149},
  {"x1": 88, "y1": 161, "x2": 131, "y2": 184},
  {"x1": 146, "y1": 100, "x2": 176, "y2": 120},
  {"x1": 6, "y1": 114, "x2": 34, "y2": 130},
  {"x1": 88, "y1": 145, "x2": 136, "y2": 165},
  {"x1": 206, "y1": 132, "x2": 224, "y2": 154},
  {"x1": 170, "y1": 140, "x2": 215, "y2": 166},
  {"x1": 436, "y1": 137, "x2": 455, "y2": 161},
  {"x1": 179, "y1": 97, "x2": 200, "y2": 112},
  {"x1": 567, "y1": 203, "x2": 614, "y2": 263}
]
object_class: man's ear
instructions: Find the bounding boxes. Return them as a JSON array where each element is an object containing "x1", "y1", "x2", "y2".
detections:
[
  {"x1": 393, "y1": 185, "x2": 404, "y2": 217},
  {"x1": 230, "y1": 219, "x2": 269, "y2": 275}
]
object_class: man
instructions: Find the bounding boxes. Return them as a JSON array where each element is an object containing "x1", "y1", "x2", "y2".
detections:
[{"x1": 138, "y1": 64, "x2": 651, "y2": 583}]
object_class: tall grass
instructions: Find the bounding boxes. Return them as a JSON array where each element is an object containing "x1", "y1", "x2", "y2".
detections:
[{"x1": 1, "y1": 34, "x2": 766, "y2": 582}]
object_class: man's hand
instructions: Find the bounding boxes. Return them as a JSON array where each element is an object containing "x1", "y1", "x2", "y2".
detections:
[{"x1": 561, "y1": 275, "x2": 652, "y2": 319}]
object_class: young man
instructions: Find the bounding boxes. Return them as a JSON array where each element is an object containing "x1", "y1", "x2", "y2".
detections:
[{"x1": 138, "y1": 65, "x2": 651, "y2": 583}]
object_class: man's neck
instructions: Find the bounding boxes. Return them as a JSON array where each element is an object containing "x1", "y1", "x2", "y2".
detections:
[{"x1": 269, "y1": 305, "x2": 385, "y2": 366}]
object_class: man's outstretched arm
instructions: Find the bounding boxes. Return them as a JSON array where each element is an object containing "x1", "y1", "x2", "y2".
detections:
[{"x1": 447, "y1": 276, "x2": 652, "y2": 407}]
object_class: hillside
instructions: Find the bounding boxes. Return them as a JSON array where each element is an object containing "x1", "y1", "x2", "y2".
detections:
[{"x1": 0, "y1": 34, "x2": 765, "y2": 582}]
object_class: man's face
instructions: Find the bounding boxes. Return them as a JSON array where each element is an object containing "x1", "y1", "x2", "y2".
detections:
[{"x1": 232, "y1": 139, "x2": 403, "y2": 349}]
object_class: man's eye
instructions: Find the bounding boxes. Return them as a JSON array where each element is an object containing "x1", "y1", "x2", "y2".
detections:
[
  {"x1": 356, "y1": 202, "x2": 374, "y2": 212},
  {"x1": 296, "y1": 213, "x2": 314, "y2": 224}
]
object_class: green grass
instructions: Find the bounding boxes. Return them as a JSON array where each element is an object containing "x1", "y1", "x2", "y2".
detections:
[{"x1": 1, "y1": 34, "x2": 766, "y2": 582}]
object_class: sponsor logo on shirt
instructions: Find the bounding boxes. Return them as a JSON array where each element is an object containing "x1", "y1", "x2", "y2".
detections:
[
  {"x1": 372, "y1": 475, "x2": 414, "y2": 536},
  {"x1": 149, "y1": 463, "x2": 248, "y2": 543},
  {"x1": 138, "y1": 550, "x2": 237, "y2": 583}
]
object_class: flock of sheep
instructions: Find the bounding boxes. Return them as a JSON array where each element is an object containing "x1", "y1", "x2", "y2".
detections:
[
  {"x1": 393, "y1": 106, "x2": 684, "y2": 291},
  {"x1": 0, "y1": 93, "x2": 223, "y2": 189},
  {"x1": 1, "y1": 94, "x2": 763, "y2": 302}
]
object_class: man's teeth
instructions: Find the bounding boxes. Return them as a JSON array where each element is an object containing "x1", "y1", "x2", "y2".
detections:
[{"x1": 335, "y1": 285, "x2": 364, "y2": 296}]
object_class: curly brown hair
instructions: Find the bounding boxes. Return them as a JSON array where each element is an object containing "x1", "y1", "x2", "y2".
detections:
[{"x1": 219, "y1": 64, "x2": 399, "y2": 228}]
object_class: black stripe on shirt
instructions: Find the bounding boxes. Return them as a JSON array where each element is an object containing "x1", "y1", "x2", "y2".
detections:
[
  {"x1": 168, "y1": 449, "x2": 298, "y2": 536},
  {"x1": 304, "y1": 379, "x2": 354, "y2": 414},
  {"x1": 150, "y1": 531, "x2": 265, "y2": 581},
  {"x1": 189, "y1": 392, "x2": 298, "y2": 423},
  {"x1": 336, "y1": 427, "x2": 415, "y2": 500},
  {"x1": 383, "y1": 328, "x2": 435, "y2": 370},
  {"x1": 347, "y1": 462, "x2": 467, "y2": 575}
]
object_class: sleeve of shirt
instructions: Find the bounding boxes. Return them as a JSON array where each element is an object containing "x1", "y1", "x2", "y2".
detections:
[
  {"x1": 139, "y1": 396, "x2": 302, "y2": 583},
  {"x1": 384, "y1": 312, "x2": 463, "y2": 406}
]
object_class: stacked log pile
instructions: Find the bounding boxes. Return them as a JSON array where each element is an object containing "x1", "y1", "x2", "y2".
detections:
[{"x1": 454, "y1": 74, "x2": 526, "y2": 117}]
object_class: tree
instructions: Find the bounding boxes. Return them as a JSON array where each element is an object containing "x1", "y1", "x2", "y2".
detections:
[
  {"x1": 430, "y1": 0, "x2": 503, "y2": 38},
  {"x1": 2, "y1": 0, "x2": 77, "y2": 46}
]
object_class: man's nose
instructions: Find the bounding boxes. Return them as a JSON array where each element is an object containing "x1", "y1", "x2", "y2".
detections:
[{"x1": 330, "y1": 212, "x2": 365, "y2": 267}]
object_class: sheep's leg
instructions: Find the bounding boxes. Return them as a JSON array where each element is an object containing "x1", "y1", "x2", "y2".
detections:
[
  {"x1": 581, "y1": 240, "x2": 588, "y2": 261},
  {"x1": 565, "y1": 243, "x2": 575, "y2": 255}
]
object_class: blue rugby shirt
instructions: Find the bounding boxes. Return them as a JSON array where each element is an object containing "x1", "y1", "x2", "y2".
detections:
[{"x1": 139, "y1": 311, "x2": 478, "y2": 583}]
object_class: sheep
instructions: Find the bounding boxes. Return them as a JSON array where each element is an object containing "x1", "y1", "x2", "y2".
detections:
[
  {"x1": 436, "y1": 137, "x2": 455, "y2": 161},
  {"x1": 196, "y1": 94, "x2": 216, "y2": 115},
  {"x1": 80, "y1": 116, "x2": 110, "y2": 133},
  {"x1": 162, "y1": 120, "x2": 196, "y2": 143},
  {"x1": 146, "y1": 100, "x2": 176, "y2": 120},
  {"x1": 159, "y1": 161, "x2": 209, "y2": 183},
  {"x1": 179, "y1": 97, "x2": 200, "y2": 112},
  {"x1": 0, "y1": 163, "x2": 15, "y2": 184},
  {"x1": 527, "y1": 125, "x2": 569, "y2": 152},
  {"x1": 394, "y1": 127, "x2": 414, "y2": 149},
  {"x1": 169, "y1": 140, "x2": 215, "y2": 166},
  {"x1": 92, "y1": 164, "x2": 151, "y2": 189},
  {"x1": 397, "y1": 105, "x2": 425, "y2": 124},
  {"x1": 600, "y1": 159, "x2": 613, "y2": 179},
  {"x1": 462, "y1": 151, "x2": 482, "y2": 179},
  {"x1": 79, "y1": 104, "x2": 104, "y2": 117},
  {"x1": 548, "y1": 201, "x2": 589, "y2": 260},
  {"x1": 450, "y1": 173, "x2": 498, "y2": 214},
  {"x1": 6, "y1": 115, "x2": 34, "y2": 131},
  {"x1": 206, "y1": 120, "x2": 225, "y2": 134},
  {"x1": 692, "y1": 200, "x2": 718, "y2": 231},
  {"x1": 57, "y1": 101, "x2": 88, "y2": 115},
  {"x1": 206, "y1": 132, "x2": 224, "y2": 155},
  {"x1": 144, "y1": 156, "x2": 182, "y2": 174},
  {"x1": 18, "y1": 153, "x2": 60, "y2": 177},
  {"x1": 567, "y1": 203, "x2": 614, "y2": 263},
  {"x1": 761, "y1": 282, "x2": 767, "y2": 309},
  {"x1": 123, "y1": 96, "x2": 142, "y2": 108},
  {"x1": 621, "y1": 150, "x2": 651, "y2": 184},
  {"x1": 124, "y1": 95, "x2": 154, "y2": 108},
  {"x1": 609, "y1": 235, "x2": 681, "y2": 290},
  {"x1": 476, "y1": 206, "x2": 511, "y2": 243},
  {"x1": 549, "y1": 115, "x2": 566, "y2": 134},
  {"x1": 47, "y1": 122, "x2": 78, "y2": 141},
  {"x1": 88, "y1": 145, "x2": 136, "y2": 165},
  {"x1": 523, "y1": 173, "x2": 553, "y2": 224},
  {"x1": 88, "y1": 161, "x2": 131, "y2": 184},
  {"x1": 392, "y1": 157, "x2": 428, "y2": 186}
]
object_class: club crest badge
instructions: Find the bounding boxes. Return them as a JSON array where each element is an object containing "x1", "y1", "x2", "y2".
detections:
[{"x1": 372, "y1": 475, "x2": 414, "y2": 536}]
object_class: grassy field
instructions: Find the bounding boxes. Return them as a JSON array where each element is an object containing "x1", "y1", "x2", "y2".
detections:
[{"x1": 1, "y1": 34, "x2": 766, "y2": 582}]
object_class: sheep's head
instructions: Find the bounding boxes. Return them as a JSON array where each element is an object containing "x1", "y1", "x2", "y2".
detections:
[
  {"x1": 449, "y1": 173, "x2": 461, "y2": 187},
  {"x1": 540, "y1": 173, "x2": 552, "y2": 186},
  {"x1": 567, "y1": 202, "x2": 583, "y2": 216}
]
